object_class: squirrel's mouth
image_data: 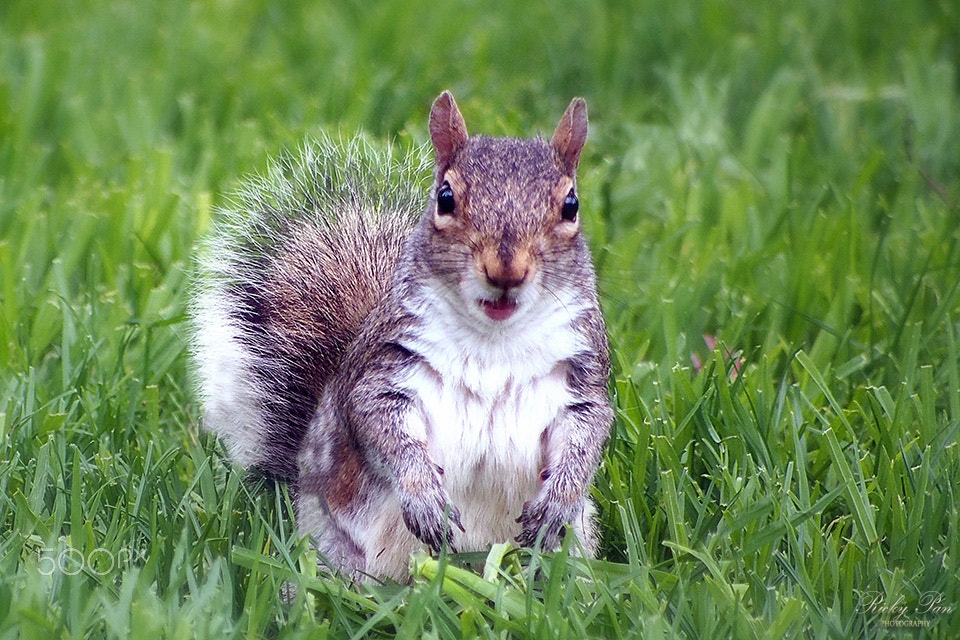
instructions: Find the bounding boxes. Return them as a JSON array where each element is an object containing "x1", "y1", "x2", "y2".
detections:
[{"x1": 479, "y1": 296, "x2": 518, "y2": 321}]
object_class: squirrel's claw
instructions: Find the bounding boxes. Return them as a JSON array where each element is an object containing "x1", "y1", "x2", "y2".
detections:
[
  {"x1": 449, "y1": 503, "x2": 466, "y2": 533},
  {"x1": 515, "y1": 496, "x2": 576, "y2": 551},
  {"x1": 399, "y1": 478, "x2": 463, "y2": 554}
]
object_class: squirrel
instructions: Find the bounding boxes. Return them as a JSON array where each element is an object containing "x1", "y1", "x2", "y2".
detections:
[{"x1": 192, "y1": 91, "x2": 613, "y2": 581}]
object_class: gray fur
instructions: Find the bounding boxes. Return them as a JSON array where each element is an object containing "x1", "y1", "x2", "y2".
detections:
[
  {"x1": 192, "y1": 135, "x2": 432, "y2": 482},
  {"x1": 193, "y1": 94, "x2": 613, "y2": 582}
]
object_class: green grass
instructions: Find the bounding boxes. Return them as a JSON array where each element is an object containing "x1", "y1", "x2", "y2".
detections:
[{"x1": 2, "y1": 0, "x2": 959, "y2": 637}]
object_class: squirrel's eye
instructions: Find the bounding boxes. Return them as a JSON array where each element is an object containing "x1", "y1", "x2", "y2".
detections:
[
  {"x1": 561, "y1": 190, "x2": 579, "y2": 222},
  {"x1": 437, "y1": 181, "x2": 455, "y2": 215}
]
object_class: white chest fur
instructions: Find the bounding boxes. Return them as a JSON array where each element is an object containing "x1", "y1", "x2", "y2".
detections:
[{"x1": 401, "y1": 292, "x2": 585, "y2": 549}]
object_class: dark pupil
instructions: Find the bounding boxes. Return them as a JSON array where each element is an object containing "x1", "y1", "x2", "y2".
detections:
[
  {"x1": 561, "y1": 191, "x2": 579, "y2": 221},
  {"x1": 437, "y1": 182, "x2": 455, "y2": 215}
]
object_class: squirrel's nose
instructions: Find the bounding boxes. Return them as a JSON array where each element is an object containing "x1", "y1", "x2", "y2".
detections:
[{"x1": 483, "y1": 260, "x2": 529, "y2": 291}]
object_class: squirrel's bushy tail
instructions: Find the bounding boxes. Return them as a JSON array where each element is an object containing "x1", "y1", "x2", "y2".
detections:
[{"x1": 191, "y1": 135, "x2": 430, "y2": 483}]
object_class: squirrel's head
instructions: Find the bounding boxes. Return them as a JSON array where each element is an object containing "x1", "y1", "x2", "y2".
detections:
[{"x1": 420, "y1": 91, "x2": 591, "y2": 325}]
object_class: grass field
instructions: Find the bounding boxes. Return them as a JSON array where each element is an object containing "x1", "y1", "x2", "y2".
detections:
[{"x1": 2, "y1": 0, "x2": 960, "y2": 637}]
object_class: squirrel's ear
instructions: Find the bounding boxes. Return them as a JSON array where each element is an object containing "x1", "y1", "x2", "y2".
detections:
[
  {"x1": 552, "y1": 98, "x2": 588, "y2": 173},
  {"x1": 429, "y1": 91, "x2": 469, "y2": 168}
]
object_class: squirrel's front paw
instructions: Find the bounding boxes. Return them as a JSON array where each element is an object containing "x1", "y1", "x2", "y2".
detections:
[
  {"x1": 398, "y1": 470, "x2": 464, "y2": 553},
  {"x1": 516, "y1": 494, "x2": 580, "y2": 551}
]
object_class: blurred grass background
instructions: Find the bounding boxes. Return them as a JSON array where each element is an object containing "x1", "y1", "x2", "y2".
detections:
[{"x1": 1, "y1": 0, "x2": 959, "y2": 638}]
